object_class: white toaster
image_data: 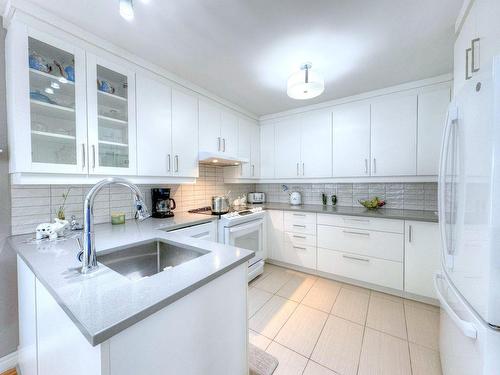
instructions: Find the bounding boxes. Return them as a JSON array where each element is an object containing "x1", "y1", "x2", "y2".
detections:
[{"x1": 247, "y1": 192, "x2": 266, "y2": 204}]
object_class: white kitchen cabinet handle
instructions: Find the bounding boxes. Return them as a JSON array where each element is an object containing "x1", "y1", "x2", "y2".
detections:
[
  {"x1": 192, "y1": 231, "x2": 210, "y2": 239},
  {"x1": 343, "y1": 230, "x2": 370, "y2": 237},
  {"x1": 217, "y1": 137, "x2": 221, "y2": 151},
  {"x1": 82, "y1": 144, "x2": 86, "y2": 169},
  {"x1": 293, "y1": 224, "x2": 306, "y2": 228},
  {"x1": 342, "y1": 254, "x2": 370, "y2": 262},
  {"x1": 343, "y1": 217, "x2": 370, "y2": 223},
  {"x1": 408, "y1": 225, "x2": 413, "y2": 242},
  {"x1": 222, "y1": 138, "x2": 226, "y2": 152},
  {"x1": 175, "y1": 155, "x2": 179, "y2": 172},
  {"x1": 292, "y1": 213, "x2": 306, "y2": 217},
  {"x1": 302, "y1": 162, "x2": 305, "y2": 176},
  {"x1": 293, "y1": 235, "x2": 306, "y2": 239},
  {"x1": 471, "y1": 38, "x2": 480, "y2": 73},
  {"x1": 252, "y1": 164, "x2": 255, "y2": 177},
  {"x1": 296, "y1": 162, "x2": 299, "y2": 176},
  {"x1": 364, "y1": 158, "x2": 368, "y2": 174},
  {"x1": 92, "y1": 145, "x2": 96, "y2": 169},
  {"x1": 465, "y1": 47, "x2": 473, "y2": 80},
  {"x1": 293, "y1": 246, "x2": 307, "y2": 251},
  {"x1": 167, "y1": 154, "x2": 171, "y2": 172},
  {"x1": 373, "y1": 158, "x2": 377, "y2": 174},
  {"x1": 434, "y1": 273, "x2": 477, "y2": 339}
]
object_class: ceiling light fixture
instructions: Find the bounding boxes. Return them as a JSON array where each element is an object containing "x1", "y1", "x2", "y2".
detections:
[
  {"x1": 119, "y1": 0, "x2": 134, "y2": 21},
  {"x1": 287, "y1": 62, "x2": 324, "y2": 100}
]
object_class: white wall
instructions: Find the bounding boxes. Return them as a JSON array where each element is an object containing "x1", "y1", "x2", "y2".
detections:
[{"x1": 0, "y1": 17, "x2": 18, "y2": 359}]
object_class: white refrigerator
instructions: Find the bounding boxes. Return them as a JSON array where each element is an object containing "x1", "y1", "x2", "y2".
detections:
[{"x1": 436, "y1": 55, "x2": 500, "y2": 375}]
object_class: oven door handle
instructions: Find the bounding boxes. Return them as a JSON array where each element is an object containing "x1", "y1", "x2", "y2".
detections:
[{"x1": 227, "y1": 220, "x2": 263, "y2": 234}]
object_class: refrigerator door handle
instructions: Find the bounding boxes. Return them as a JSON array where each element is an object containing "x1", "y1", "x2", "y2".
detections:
[
  {"x1": 434, "y1": 273, "x2": 477, "y2": 339},
  {"x1": 438, "y1": 104, "x2": 457, "y2": 268}
]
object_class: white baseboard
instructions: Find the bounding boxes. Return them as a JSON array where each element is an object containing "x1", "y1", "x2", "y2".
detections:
[{"x1": 0, "y1": 351, "x2": 18, "y2": 372}]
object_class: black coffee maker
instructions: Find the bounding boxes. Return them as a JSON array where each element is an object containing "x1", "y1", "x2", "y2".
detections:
[{"x1": 151, "y1": 188, "x2": 176, "y2": 218}]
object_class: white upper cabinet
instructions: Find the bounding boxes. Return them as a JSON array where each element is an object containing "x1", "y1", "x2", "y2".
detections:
[
  {"x1": 136, "y1": 73, "x2": 172, "y2": 176},
  {"x1": 171, "y1": 89, "x2": 199, "y2": 177},
  {"x1": 86, "y1": 53, "x2": 137, "y2": 175},
  {"x1": 260, "y1": 124, "x2": 275, "y2": 179},
  {"x1": 199, "y1": 99, "x2": 239, "y2": 156},
  {"x1": 417, "y1": 86, "x2": 450, "y2": 175},
  {"x1": 300, "y1": 110, "x2": 332, "y2": 178},
  {"x1": 332, "y1": 102, "x2": 371, "y2": 177},
  {"x1": 250, "y1": 124, "x2": 260, "y2": 178},
  {"x1": 220, "y1": 111, "x2": 239, "y2": 156},
  {"x1": 7, "y1": 24, "x2": 88, "y2": 174},
  {"x1": 371, "y1": 93, "x2": 417, "y2": 176},
  {"x1": 275, "y1": 116, "x2": 302, "y2": 178},
  {"x1": 199, "y1": 100, "x2": 222, "y2": 154}
]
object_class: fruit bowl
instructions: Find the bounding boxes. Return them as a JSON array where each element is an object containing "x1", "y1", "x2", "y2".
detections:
[{"x1": 358, "y1": 197, "x2": 386, "y2": 210}]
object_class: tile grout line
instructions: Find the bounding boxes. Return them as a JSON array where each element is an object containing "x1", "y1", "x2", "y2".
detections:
[
  {"x1": 355, "y1": 290, "x2": 372, "y2": 375},
  {"x1": 403, "y1": 300, "x2": 415, "y2": 375}
]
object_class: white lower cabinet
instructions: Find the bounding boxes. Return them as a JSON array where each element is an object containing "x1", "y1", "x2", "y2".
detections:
[
  {"x1": 266, "y1": 210, "x2": 284, "y2": 261},
  {"x1": 168, "y1": 221, "x2": 217, "y2": 242},
  {"x1": 281, "y1": 241, "x2": 317, "y2": 269},
  {"x1": 404, "y1": 221, "x2": 441, "y2": 300}
]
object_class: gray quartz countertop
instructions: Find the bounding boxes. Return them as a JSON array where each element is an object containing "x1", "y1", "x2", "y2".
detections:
[
  {"x1": 252, "y1": 202, "x2": 438, "y2": 223},
  {"x1": 8, "y1": 212, "x2": 253, "y2": 346}
]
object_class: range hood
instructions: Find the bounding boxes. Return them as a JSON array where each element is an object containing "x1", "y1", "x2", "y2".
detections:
[{"x1": 198, "y1": 151, "x2": 249, "y2": 167}]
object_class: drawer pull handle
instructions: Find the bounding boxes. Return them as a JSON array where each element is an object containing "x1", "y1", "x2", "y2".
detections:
[
  {"x1": 293, "y1": 246, "x2": 307, "y2": 251},
  {"x1": 293, "y1": 235, "x2": 306, "y2": 239},
  {"x1": 293, "y1": 224, "x2": 306, "y2": 228},
  {"x1": 342, "y1": 254, "x2": 370, "y2": 262},
  {"x1": 292, "y1": 213, "x2": 306, "y2": 217},
  {"x1": 343, "y1": 218, "x2": 370, "y2": 223},
  {"x1": 343, "y1": 230, "x2": 370, "y2": 236},
  {"x1": 192, "y1": 231, "x2": 210, "y2": 238}
]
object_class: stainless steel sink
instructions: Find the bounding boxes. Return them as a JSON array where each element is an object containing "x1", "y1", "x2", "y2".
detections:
[{"x1": 97, "y1": 240, "x2": 209, "y2": 281}]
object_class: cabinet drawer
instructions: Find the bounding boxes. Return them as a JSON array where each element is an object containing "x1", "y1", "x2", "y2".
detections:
[
  {"x1": 317, "y1": 214, "x2": 403, "y2": 233},
  {"x1": 284, "y1": 211, "x2": 317, "y2": 225},
  {"x1": 281, "y1": 241, "x2": 316, "y2": 269},
  {"x1": 317, "y1": 248, "x2": 403, "y2": 290},
  {"x1": 317, "y1": 225, "x2": 403, "y2": 262},
  {"x1": 284, "y1": 221, "x2": 316, "y2": 235},
  {"x1": 284, "y1": 232, "x2": 316, "y2": 247}
]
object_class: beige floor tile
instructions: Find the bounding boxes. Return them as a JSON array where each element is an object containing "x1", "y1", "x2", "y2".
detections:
[
  {"x1": 249, "y1": 295, "x2": 298, "y2": 339},
  {"x1": 276, "y1": 274, "x2": 316, "y2": 302},
  {"x1": 409, "y1": 343, "x2": 442, "y2": 375},
  {"x1": 275, "y1": 304, "x2": 328, "y2": 357},
  {"x1": 266, "y1": 342, "x2": 308, "y2": 375},
  {"x1": 404, "y1": 298, "x2": 440, "y2": 313},
  {"x1": 263, "y1": 262, "x2": 281, "y2": 275},
  {"x1": 358, "y1": 328, "x2": 411, "y2": 375},
  {"x1": 371, "y1": 290, "x2": 403, "y2": 303},
  {"x1": 249, "y1": 329, "x2": 272, "y2": 351},
  {"x1": 341, "y1": 282, "x2": 371, "y2": 295},
  {"x1": 302, "y1": 278, "x2": 341, "y2": 313},
  {"x1": 253, "y1": 268, "x2": 294, "y2": 294},
  {"x1": 248, "y1": 287, "x2": 273, "y2": 317},
  {"x1": 311, "y1": 315, "x2": 364, "y2": 375},
  {"x1": 405, "y1": 304, "x2": 440, "y2": 350},
  {"x1": 303, "y1": 360, "x2": 339, "y2": 375},
  {"x1": 331, "y1": 288, "x2": 370, "y2": 325},
  {"x1": 366, "y1": 296, "x2": 407, "y2": 339}
]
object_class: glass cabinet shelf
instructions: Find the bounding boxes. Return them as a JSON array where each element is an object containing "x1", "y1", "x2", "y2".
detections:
[{"x1": 31, "y1": 130, "x2": 76, "y2": 140}]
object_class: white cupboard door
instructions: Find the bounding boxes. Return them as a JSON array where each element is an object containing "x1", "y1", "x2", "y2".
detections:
[
  {"x1": 260, "y1": 124, "x2": 275, "y2": 178},
  {"x1": 136, "y1": 73, "x2": 172, "y2": 176},
  {"x1": 171, "y1": 89, "x2": 199, "y2": 177},
  {"x1": 275, "y1": 116, "x2": 301, "y2": 178},
  {"x1": 332, "y1": 102, "x2": 371, "y2": 177},
  {"x1": 237, "y1": 119, "x2": 252, "y2": 178},
  {"x1": 87, "y1": 54, "x2": 137, "y2": 175},
  {"x1": 267, "y1": 210, "x2": 284, "y2": 262},
  {"x1": 371, "y1": 93, "x2": 417, "y2": 176},
  {"x1": 250, "y1": 124, "x2": 260, "y2": 178},
  {"x1": 300, "y1": 110, "x2": 332, "y2": 178},
  {"x1": 199, "y1": 100, "x2": 221, "y2": 153},
  {"x1": 417, "y1": 86, "x2": 451, "y2": 175},
  {"x1": 404, "y1": 221, "x2": 441, "y2": 300},
  {"x1": 22, "y1": 29, "x2": 88, "y2": 174},
  {"x1": 221, "y1": 110, "x2": 239, "y2": 156}
]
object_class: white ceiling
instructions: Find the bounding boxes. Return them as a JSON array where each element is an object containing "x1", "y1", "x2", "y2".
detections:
[{"x1": 23, "y1": 0, "x2": 461, "y2": 116}]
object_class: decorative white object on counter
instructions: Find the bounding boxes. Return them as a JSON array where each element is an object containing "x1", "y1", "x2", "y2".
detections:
[
  {"x1": 289, "y1": 191, "x2": 302, "y2": 205},
  {"x1": 35, "y1": 218, "x2": 69, "y2": 240}
]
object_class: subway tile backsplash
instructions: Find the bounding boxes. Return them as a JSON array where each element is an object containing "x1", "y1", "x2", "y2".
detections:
[
  {"x1": 255, "y1": 182, "x2": 438, "y2": 211},
  {"x1": 10, "y1": 166, "x2": 254, "y2": 235},
  {"x1": 10, "y1": 164, "x2": 437, "y2": 235}
]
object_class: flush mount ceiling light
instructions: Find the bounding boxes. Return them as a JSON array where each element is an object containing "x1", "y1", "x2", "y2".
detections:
[
  {"x1": 287, "y1": 62, "x2": 325, "y2": 100},
  {"x1": 119, "y1": 0, "x2": 134, "y2": 21}
]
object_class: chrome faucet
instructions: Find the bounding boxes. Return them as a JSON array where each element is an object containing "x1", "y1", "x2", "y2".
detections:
[{"x1": 78, "y1": 177, "x2": 150, "y2": 274}]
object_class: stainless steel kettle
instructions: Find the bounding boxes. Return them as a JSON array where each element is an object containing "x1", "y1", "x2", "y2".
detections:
[{"x1": 211, "y1": 195, "x2": 230, "y2": 214}]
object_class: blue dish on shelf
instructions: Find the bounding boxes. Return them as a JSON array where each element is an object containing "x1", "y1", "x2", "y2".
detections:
[
  {"x1": 29, "y1": 53, "x2": 51, "y2": 73},
  {"x1": 30, "y1": 91, "x2": 57, "y2": 105}
]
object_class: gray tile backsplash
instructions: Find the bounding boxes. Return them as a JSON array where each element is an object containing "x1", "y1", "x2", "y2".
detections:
[
  {"x1": 10, "y1": 165, "x2": 255, "y2": 235},
  {"x1": 256, "y1": 182, "x2": 437, "y2": 211}
]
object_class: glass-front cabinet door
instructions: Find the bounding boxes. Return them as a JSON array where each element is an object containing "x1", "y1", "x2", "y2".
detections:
[
  {"x1": 25, "y1": 30, "x2": 87, "y2": 173},
  {"x1": 86, "y1": 54, "x2": 136, "y2": 175}
]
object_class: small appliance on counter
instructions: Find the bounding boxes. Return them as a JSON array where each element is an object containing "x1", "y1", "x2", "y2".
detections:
[
  {"x1": 151, "y1": 188, "x2": 176, "y2": 218},
  {"x1": 247, "y1": 192, "x2": 266, "y2": 204},
  {"x1": 211, "y1": 195, "x2": 230, "y2": 214},
  {"x1": 289, "y1": 191, "x2": 302, "y2": 205}
]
